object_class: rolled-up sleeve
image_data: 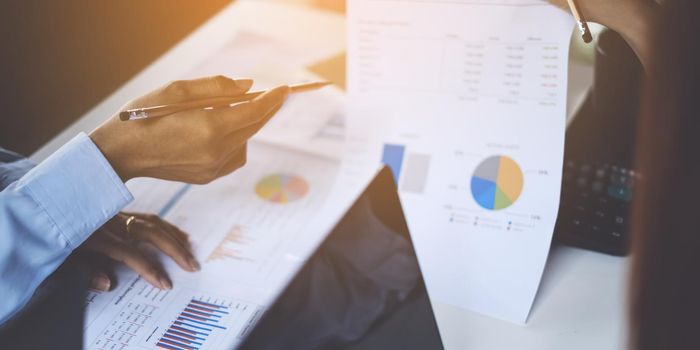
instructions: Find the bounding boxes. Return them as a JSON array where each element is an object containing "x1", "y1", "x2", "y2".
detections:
[{"x1": 0, "y1": 132, "x2": 133, "y2": 324}]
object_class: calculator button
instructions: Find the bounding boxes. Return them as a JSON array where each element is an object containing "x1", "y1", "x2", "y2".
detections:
[
  {"x1": 577, "y1": 177, "x2": 588, "y2": 187},
  {"x1": 563, "y1": 172, "x2": 573, "y2": 182},
  {"x1": 608, "y1": 186, "x2": 632, "y2": 201},
  {"x1": 608, "y1": 231, "x2": 623, "y2": 240},
  {"x1": 619, "y1": 175, "x2": 628, "y2": 185},
  {"x1": 610, "y1": 174, "x2": 621, "y2": 185},
  {"x1": 592, "y1": 181, "x2": 604, "y2": 192}
]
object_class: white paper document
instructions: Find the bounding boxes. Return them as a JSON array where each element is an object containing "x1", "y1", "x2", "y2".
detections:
[
  {"x1": 180, "y1": 30, "x2": 347, "y2": 160},
  {"x1": 83, "y1": 142, "x2": 346, "y2": 349},
  {"x1": 345, "y1": 0, "x2": 573, "y2": 323}
]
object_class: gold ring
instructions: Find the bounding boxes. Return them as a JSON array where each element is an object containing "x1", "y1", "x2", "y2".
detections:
[{"x1": 125, "y1": 215, "x2": 136, "y2": 237}]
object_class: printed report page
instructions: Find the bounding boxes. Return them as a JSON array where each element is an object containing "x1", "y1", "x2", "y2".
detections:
[
  {"x1": 83, "y1": 142, "x2": 344, "y2": 350},
  {"x1": 345, "y1": 0, "x2": 573, "y2": 323}
]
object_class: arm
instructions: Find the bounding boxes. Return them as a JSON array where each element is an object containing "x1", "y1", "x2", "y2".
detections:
[
  {"x1": 0, "y1": 133, "x2": 132, "y2": 325},
  {"x1": 1, "y1": 76, "x2": 289, "y2": 325}
]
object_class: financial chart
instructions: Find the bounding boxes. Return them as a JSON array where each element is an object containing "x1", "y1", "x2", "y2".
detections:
[
  {"x1": 84, "y1": 142, "x2": 341, "y2": 349},
  {"x1": 470, "y1": 155, "x2": 523, "y2": 211},
  {"x1": 346, "y1": 0, "x2": 572, "y2": 323},
  {"x1": 255, "y1": 174, "x2": 310, "y2": 204},
  {"x1": 86, "y1": 277, "x2": 259, "y2": 350}
]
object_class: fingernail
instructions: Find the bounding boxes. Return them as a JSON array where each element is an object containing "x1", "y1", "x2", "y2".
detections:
[
  {"x1": 159, "y1": 276, "x2": 173, "y2": 290},
  {"x1": 92, "y1": 274, "x2": 111, "y2": 291},
  {"x1": 189, "y1": 258, "x2": 201, "y2": 271}
]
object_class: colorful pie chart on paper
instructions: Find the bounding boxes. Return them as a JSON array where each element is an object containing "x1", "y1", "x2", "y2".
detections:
[
  {"x1": 470, "y1": 156, "x2": 524, "y2": 210},
  {"x1": 255, "y1": 173, "x2": 309, "y2": 204}
]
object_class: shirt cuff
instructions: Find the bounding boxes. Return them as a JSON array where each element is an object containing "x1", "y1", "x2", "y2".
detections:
[{"x1": 17, "y1": 132, "x2": 133, "y2": 249}]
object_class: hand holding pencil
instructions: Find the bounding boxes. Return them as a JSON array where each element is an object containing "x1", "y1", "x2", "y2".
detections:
[
  {"x1": 90, "y1": 76, "x2": 294, "y2": 184},
  {"x1": 547, "y1": 0, "x2": 657, "y2": 68},
  {"x1": 566, "y1": 0, "x2": 593, "y2": 43},
  {"x1": 120, "y1": 81, "x2": 331, "y2": 121}
]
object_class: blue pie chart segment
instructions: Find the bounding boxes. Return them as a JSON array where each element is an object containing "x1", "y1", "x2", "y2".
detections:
[{"x1": 471, "y1": 176, "x2": 497, "y2": 210}]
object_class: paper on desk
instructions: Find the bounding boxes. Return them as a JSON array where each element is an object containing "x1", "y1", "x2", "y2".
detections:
[
  {"x1": 344, "y1": 0, "x2": 573, "y2": 324},
  {"x1": 181, "y1": 30, "x2": 347, "y2": 160},
  {"x1": 84, "y1": 142, "x2": 356, "y2": 349}
]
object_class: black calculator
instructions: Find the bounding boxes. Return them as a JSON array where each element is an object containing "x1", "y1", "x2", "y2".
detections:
[{"x1": 553, "y1": 161, "x2": 639, "y2": 256}]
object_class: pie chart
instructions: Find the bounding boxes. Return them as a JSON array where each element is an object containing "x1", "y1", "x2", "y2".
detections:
[
  {"x1": 470, "y1": 156, "x2": 524, "y2": 210},
  {"x1": 255, "y1": 173, "x2": 309, "y2": 204}
]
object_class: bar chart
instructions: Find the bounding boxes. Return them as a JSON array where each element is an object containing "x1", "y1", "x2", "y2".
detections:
[
  {"x1": 381, "y1": 143, "x2": 432, "y2": 194},
  {"x1": 206, "y1": 225, "x2": 254, "y2": 263},
  {"x1": 156, "y1": 299, "x2": 230, "y2": 350}
]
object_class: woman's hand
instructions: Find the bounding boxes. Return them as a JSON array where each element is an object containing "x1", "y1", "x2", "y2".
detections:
[
  {"x1": 90, "y1": 76, "x2": 289, "y2": 184},
  {"x1": 77, "y1": 212, "x2": 197, "y2": 291},
  {"x1": 547, "y1": 0, "x2": 659, "y2": 69}
]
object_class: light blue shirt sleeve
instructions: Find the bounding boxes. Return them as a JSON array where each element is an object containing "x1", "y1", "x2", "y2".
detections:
[{"x1": 0, "y1": 133, "x2": 133, "y2": 325}]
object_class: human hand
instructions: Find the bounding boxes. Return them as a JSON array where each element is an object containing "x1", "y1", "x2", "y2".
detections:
[
  {"x1": 90, "y1": 76, "x2": 290, "y2": 184},
  {"x1": 77, "y1": 212, "x2": 197, "y2": 291},
  {"x1": 547, "y1": 0, "x2": 659, "y2": 69}
]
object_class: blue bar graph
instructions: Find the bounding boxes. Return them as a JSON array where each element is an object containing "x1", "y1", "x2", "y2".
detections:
[
  {"x1": 156, "y1": 299, "x2": 230, "y2": 350},
  {"x1": 381, "y1": 144, "x2": 406, "y2": 184}
]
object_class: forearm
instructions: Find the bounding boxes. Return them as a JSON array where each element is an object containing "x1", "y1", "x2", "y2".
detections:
[
  {"x1": 0, "y1": 189, "x2": 75, "y2": 325},
  {"x1": 0, "y1": 133, "x2": 132, "y2": 325}
]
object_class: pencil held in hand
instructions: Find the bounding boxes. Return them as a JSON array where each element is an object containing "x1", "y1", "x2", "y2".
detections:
[
  {"x1": 119, "y1": 81, "x2": 332, "y2": 121},
  {"x1": 566, "y1": 0, "x2": 593, "y2": 43}
]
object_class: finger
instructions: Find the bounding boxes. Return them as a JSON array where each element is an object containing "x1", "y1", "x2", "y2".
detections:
[
  {"x1": 155, "y1": 217, "x2": 192, "y2": 249},
  {"x1": 90, "y1": 235, "x2": 172, "y2": 290},
  {"x1": 148, "y1": 214, "x2": 190, "y2": 247},
  {"x1": 126, "y1": 212, "x2": 191, "y2": 249},
  {"x1": 103, "y1": 212, "x2": 129, "y2": 234},
  {"x1": 90, "y1": 271, "x2": 113, "y2": 292},
  {"x1": 220, "y1": 99, "x2": 286, "y2": 151},
  {"x1": 215, "y1": 145, "x2": 248, "y2": 178},
  {"x1": 131, "y1": 219, "x2": 200, "y2": 272},
  {"x1": 211, "y1": 85, "x2": 290, "y2": 134},
  {"x1": 546, "y1": 0, "x2": 567, "y2": 11},
  {"x1": 149, "y1": 76, "x2": 254, "y2": 105},
  {"x1": 72, "y1": 250, "x2": 115, "y2": 291}
]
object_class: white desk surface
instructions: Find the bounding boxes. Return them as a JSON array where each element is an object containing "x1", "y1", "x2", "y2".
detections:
[{"x1": 33, "y1": 1, "x2": 627, "y2": 349}]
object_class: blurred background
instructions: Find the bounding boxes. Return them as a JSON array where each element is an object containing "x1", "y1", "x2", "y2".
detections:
[{"x1": 0, "y1": 0, "x2": 344, "y2": 155}]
